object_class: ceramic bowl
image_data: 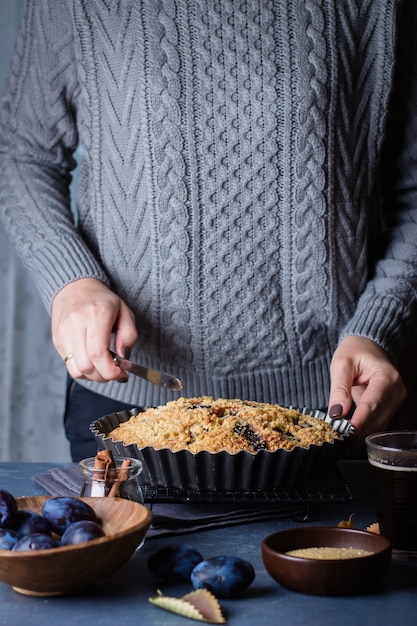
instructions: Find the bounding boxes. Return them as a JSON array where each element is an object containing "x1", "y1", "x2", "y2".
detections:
[
  {"x1": 261, "y1": 526, "x2": 391, "y2": 595},
  {"x1": 0, "y1": 495, "x2": 152, "y2": 596}
]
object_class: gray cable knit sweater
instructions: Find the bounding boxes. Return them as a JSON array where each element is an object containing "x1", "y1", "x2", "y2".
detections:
[{"x1": 1, "y1": 0, "x2": 417, "y2": 410}]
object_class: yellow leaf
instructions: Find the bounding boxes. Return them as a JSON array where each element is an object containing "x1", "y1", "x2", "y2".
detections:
[
  {"x1": 337, "y1": 513, "x2": 355, "y2": 528},
  {"x1": 149, "y1": 589, "x2": 226, "y2": 624},
  {"x1": 366, "y1": 522, "x2": 380, "y2": 534}
]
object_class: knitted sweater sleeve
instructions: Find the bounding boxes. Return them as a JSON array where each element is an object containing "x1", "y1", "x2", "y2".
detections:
[
  {"x1": 0, "y1": 0, "x2": 110, "y2": 311},
  {"x1": 340, "y1": 0, "x2": 417, "y2": 362}
]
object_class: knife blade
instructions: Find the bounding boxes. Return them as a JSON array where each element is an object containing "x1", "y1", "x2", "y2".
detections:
[{"x1": 111, "y1": 352, "x2": 183, "y2": 391}]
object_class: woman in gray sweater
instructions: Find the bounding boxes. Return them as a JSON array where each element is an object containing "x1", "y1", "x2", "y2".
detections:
[{"x1": 1, "y1": 0, "x2": 416, "y2": 460}]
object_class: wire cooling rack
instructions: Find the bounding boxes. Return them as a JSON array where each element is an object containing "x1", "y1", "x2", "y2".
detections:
[{"x1": 140, "y1": 467, "x2": 353, "y2": 505}]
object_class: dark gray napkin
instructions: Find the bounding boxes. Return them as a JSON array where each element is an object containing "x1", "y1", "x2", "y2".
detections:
[{"x1": 32, "y1": 465, "x2": 303, "y2": 538}]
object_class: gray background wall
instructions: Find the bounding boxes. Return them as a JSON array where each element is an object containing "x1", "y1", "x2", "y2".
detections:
[{"x1": 0, "y1": 1, "x2": 71, "y2": 462}]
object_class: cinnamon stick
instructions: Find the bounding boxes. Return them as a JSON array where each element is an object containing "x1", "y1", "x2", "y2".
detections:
[
  {"x1": 108, "y1": 458, "x2": 132, "y2": 498},
  {"x1": 93, "y1": 450, "x2": 116, "y2": 496}
]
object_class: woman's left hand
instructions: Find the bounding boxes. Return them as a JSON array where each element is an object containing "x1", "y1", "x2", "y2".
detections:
[{"x1": 328, "y1": 336, "x2": 407, "y2": 440}]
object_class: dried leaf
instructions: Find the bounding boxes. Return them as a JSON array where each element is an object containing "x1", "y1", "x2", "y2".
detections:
[
  {"x1": 337, "y1": 513, "x2": 355, "y2": 528},
  {"x1": 149, "y1": 594, "x2": 206, "y2": 622},
  {"x1": 149, "y1": 589, "x2": 226, "y2": 624},
  {"x1": 366, "y1": 522, "x2": 380, "y2": 534}
]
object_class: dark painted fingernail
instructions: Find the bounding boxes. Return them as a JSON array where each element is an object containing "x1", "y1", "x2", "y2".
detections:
[
  {"x1": 329, "y1": 404, "x2": 343, "y2": 418},
  {"x1": 117, "y1": 377, "x2": 128, "y2": 384},
  {"x1": 122, "y1": 347, "x2": 131, "y2": 360}
]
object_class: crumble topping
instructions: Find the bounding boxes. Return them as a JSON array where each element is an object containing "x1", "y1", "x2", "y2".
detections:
[{"x1": 107, "y1": 396, "x2": 339, "y2": 454}]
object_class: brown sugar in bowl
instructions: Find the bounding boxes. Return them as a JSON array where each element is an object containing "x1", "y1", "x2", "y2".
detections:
[{"x1": 261, "y1": 526, "x2": 391, "y2": 595}]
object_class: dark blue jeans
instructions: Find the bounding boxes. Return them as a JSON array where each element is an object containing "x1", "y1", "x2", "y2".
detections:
[{"x1": 64, "y1": 377, "x2": 139, "y2": 461}]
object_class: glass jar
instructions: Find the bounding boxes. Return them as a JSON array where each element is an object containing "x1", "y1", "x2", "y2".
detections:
[{"x1": 79, "y1": 457, "x2": 144, "y2": 504}]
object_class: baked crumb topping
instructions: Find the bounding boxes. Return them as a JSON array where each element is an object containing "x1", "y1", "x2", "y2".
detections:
[{"x1": 107, "y1": 396, "x2": 339, "y2": 454}]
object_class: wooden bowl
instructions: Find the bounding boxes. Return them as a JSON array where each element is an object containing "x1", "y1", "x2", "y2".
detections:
[
  {"x1": 261, "y1": 526, "x2": 391, "y2": 595},
  {"x1": 0, "y1": 495, "x2": 152, "y2": 596}
]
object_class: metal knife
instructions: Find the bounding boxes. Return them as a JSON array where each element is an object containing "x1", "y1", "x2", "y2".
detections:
[{"x1": 110, "y1": 351, "x2": 183, "y2": 391}]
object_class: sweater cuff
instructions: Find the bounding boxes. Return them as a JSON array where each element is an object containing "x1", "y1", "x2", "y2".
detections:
[
  {"x1": 339, "y1": 294, "x2": 414, "y2": 363},
  {"x1": 27, "y1": 237, "x2": 110, "y2": 312}
]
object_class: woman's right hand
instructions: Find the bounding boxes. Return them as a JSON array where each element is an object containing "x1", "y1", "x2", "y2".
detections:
[{"x1": 51, "y1": 277, "x2": 138, "y2": 383}]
